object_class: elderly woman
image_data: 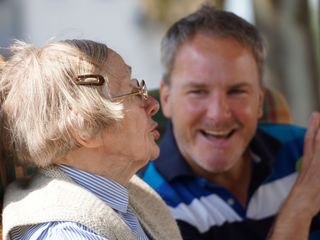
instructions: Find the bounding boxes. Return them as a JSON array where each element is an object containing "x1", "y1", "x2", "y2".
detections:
[{"x1": 0, "y1": 40, "x2": 182, "y2": 240}]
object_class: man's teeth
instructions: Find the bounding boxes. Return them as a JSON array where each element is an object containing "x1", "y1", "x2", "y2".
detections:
[{"x1": 203, "y1": 129, "x2": 233, "y2": 137}]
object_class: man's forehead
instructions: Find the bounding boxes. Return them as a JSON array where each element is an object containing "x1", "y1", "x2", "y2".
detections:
[{"x1": 180, "y1": 80, "x2": 256, "y2": 88}]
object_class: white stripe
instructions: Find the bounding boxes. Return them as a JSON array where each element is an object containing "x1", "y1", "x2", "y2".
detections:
[
  {"x1": 170, "y1": 194, "x2": 242, "y2": 233},
  {"x1": 247, "y1": 172, "x2": 298, "y2": 219}
]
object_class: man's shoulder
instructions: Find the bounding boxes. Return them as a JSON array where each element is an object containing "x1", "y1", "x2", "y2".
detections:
[
  {"x1": 139, "y1": 162, "x2": 183, "y2": 207},
  {"x1": 257, "y1": 123, "x2": 305, "y2": 144},
  {"x1": 139, "y1": 162, "x2": 166, "y2": 190},
  {"x1": 255, "y1": 123, "x2": 305, "y2": 180}
]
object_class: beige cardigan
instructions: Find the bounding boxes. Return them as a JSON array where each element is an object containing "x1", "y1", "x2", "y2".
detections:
[{"x1": 2, "y1": 166, "x2": 182, "y2": 240}]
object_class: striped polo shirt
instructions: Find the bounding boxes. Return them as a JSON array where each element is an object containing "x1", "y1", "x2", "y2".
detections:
[
  {"x1": 140, "y1": 122, "x2": 320, "y2": 239},
  {"x1": 11, "y1": 165, "x2": 149, "y2": 240}
]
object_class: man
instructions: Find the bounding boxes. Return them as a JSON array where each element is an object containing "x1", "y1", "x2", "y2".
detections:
[{"x1": 140, "y1": 5, "x2": 320, "y2": 239}]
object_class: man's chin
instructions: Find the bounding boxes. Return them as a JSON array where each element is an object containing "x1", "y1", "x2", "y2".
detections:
[{"x1": 198, "y1": 158, "x2": 236, "y2": 173}]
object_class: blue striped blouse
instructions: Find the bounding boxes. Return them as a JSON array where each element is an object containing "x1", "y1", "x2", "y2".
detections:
[{"x1": 10, "y1": 165, "x2": 149, "y2": 240}]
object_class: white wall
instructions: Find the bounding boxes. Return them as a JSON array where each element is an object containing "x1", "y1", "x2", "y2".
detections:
[
  {"x1": 0, "y1": 0, "x2": 258, "y2": 91},
  {"x1": 2, "y1": 0, "x2": 164, "y2": 89}
]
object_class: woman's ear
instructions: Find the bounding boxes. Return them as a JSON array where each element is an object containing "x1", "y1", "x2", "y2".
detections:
[{"x1": 75, "y1": 131, "x2": 103, "y2": 148}]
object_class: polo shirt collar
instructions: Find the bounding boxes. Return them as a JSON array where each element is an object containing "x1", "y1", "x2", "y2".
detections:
[
  {"x1": 155, "y1": 122, "x2": 195, "y2": 181},
  {"x1": 155, "y1": 122, "x2": 277, "y2": 182}
]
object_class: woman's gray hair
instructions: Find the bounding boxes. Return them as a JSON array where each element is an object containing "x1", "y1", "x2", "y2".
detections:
[
  {"x1": 161, "y1": 4, "x2": 266, "y2": 85},
  {"x1": 0, "y1": 39, "x2": 124, "y2": 167}
]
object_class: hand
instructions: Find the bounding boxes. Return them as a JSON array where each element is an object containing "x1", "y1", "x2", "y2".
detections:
[
  {"x1": 293, "y1": 112, "x2": 320, "y2": 217},
  {"x1": 269, "y1": 112, "x2": 320, "y2": 240}
]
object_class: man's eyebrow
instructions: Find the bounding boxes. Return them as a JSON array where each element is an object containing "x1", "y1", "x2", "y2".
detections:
[
  {"x1": 182, "y1": 82, "x2": 208, "y2": 88},
  {"x1": 181, "y1": 82, "x2": 255, "y2": 89}
]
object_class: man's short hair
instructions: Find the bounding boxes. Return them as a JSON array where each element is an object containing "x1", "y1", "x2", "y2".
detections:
[{"x1": 161, "y1": 4, "x2": 266, "y2": 85}]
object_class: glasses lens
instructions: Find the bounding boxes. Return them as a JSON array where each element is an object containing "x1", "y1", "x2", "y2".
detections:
[{"x1": 140, "y1": 80, "x2": 148, "y2": 99}]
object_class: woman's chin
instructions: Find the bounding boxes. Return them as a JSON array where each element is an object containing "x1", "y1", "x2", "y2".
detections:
[{"x1": 150, "y1": 145, "x2": 160, "y2": 160}]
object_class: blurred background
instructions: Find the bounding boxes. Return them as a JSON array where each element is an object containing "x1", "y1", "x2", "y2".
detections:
[{"x1": 0, "y1": 0, "x2": 319, "y2": 126}]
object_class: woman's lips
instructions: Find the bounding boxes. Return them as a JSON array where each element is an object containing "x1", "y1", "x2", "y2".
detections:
[
  {"x1": 152, "y1": 129, "x2": 160, "y2": 141},
  {"x1": 150, "y1": 123, "x2": 160, "y2": 141}
]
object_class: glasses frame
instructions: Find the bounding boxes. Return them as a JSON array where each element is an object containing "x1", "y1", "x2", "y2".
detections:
[{"x1": 111, "y1": 79, "x2": 148, "y2": 101}]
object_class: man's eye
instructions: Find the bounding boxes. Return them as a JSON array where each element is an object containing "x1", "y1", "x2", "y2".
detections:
[
  {"x1": 228, "y1": 88, "x2": 247, "y2": 95},
  {"x1": 189, "y1": 89, "x2": 207, "y2": 96}
]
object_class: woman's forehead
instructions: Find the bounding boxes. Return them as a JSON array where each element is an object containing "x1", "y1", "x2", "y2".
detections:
[
  {"x1": 103, "y1": 48, "x2": 135, "y2": 93},
  {"x1": 104, "y1": 49, "x2": 131, "y2": 79}
]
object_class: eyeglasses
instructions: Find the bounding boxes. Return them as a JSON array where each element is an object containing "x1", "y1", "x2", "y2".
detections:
[
  {"x1": 74, "y1": 75, "x2": 148, "y2": 101},
  {"x1": 111, "y1": 79, "x2": 148, "y2": 101}
]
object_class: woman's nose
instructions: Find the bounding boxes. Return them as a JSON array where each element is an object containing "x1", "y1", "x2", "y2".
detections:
[{"x1": 145, "y1": 96, "x2": 160, "y2": 116}]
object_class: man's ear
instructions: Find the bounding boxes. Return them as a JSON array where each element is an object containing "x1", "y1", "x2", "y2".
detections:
[
  {"x1": 160, "y1": 81, "x2": 172, "y2": 118},
  {"x1": 258, "y1": 87, "x2": 265, "y2": 119}
]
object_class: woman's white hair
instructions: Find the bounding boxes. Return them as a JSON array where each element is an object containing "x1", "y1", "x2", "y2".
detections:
[{"x1": 0, "y1": 39, "x2": 124, "y2": 167}]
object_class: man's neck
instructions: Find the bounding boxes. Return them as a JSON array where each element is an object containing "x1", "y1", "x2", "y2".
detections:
[
  {"x1": 213, "y1": 156, "x2": 252, "y2": 207},
  {"x1": 191, "y1": 151, "x2": 252, "y2": 207}
]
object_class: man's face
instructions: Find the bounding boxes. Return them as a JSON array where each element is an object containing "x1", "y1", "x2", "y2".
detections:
[{"x1": 160, "y1": 33, "x2": 263, "y2": 177}]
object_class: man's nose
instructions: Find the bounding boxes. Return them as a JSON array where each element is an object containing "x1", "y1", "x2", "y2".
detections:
[
  {"x1": 145, "y1": 96, "x2": 160, "y2": 116},
  {"x1": 206, "y1": 93, "x2": 231, "y2": 121}
]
